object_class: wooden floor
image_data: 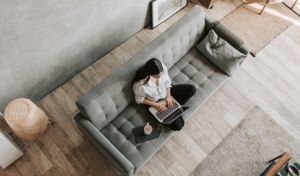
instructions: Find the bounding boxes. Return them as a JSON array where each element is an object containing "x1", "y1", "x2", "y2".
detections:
[{"x1": 4, "y1": 0, "x2": 300, "y2": 175}]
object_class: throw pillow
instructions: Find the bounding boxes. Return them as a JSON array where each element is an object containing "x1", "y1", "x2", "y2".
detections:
[
  {"x1": 211, "y1": 21, "x2": 245, "y2": 50},
  {"x1": 196, "y1": 29, "x2": 247, "y2": 76}
]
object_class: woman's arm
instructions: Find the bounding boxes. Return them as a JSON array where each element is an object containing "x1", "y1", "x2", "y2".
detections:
[
  {"x1": 165, "y1": 87, "x2": 175, "y2": 108},
  {"x1": 143, "y1": 99, "x2": 167, "y2": 113}
]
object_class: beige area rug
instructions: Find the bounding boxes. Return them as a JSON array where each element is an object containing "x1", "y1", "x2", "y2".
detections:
[
  {"x1": 190, "y1": 106, "x2": 300, "y2": 176},
  {"x1": 220, "y1": 2, "x2": 299, "y2": 54}
]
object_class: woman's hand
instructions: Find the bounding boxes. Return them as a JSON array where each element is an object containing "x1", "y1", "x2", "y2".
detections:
[
  {"x1": 154, "y1": 103, "x2": 167, "y2": 113},
  {"x1": 166, "y1": 96, "x2": 175, "y2": 108}
]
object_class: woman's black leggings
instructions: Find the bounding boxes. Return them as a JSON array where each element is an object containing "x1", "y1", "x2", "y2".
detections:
[{"x1": 169, "y1": 84, "x2": 196, "y2": 131}]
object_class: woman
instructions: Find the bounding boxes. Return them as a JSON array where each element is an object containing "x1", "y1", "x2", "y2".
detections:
[{"x1": 133, "y1": 58, "x2": 196, "y2": 131}]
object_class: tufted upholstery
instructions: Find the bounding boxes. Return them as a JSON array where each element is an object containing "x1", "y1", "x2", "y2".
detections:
[
  {"x1": 98, "y1": 47, "x2": 228, "y2": 172},
  {"x1": 75, "y1": 5, "x2": 250, "y2": 176},
  {"x1": 76, "y1": 5, "x2": 207, "y2": 130}
]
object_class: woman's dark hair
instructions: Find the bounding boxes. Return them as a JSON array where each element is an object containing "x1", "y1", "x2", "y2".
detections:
[{"x1": 134, "y1": 58, "x2": 163, "y2": 84}]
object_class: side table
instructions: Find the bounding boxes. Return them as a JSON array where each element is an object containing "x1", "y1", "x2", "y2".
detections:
[{"x1": 197, "y1": 0, "x2": 220, "y2": 9}]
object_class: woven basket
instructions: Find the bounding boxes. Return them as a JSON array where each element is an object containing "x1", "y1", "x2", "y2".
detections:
[{"x1": 4, "y1": 98, "x2": 48, "y2": 141}]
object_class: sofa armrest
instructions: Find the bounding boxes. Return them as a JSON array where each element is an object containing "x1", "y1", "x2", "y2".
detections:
[
  {"x1": 205, "y1": 14, "x2": 214, "y2": 34},
  {"x1": 239, "y1": 43, "x2": 251, "y2": 55},
  {"x1": 204, "y1": 14, "x2": 250, "y2": 57},
  {"x1": 74, "y1": 113, "x2": 134, "y2": 176}
]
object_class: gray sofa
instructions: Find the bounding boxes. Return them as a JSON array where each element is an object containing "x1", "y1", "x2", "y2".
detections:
[{"x1": 74, "y1": 5, "x2": 250, "y2": 176}]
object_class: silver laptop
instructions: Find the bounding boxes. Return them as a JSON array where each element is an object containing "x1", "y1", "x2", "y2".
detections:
[{"x1": 149, "y1": 97, "x2": 189, "y2": 124}]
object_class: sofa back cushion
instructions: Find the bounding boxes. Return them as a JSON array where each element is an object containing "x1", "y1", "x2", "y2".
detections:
[{"x1": 76, "y1": 5, "x2": 206, "y2": 130}]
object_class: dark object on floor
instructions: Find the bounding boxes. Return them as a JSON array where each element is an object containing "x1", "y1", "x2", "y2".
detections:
[
  {"x1": 132, "y1": 123, "x2": 161, "y2": 143},
  {"x1": 250, "y1": 51, "x2": 256, "y2": 57},
  {"x1": 197, "y1": 0, "x2": 220, "y2": 9},
  {"x1": 260, "y1": 152, "x2": 291, "y2": 176},
  {"x1": 260, "y1": 160, "x2": 276, "y2": 176}
]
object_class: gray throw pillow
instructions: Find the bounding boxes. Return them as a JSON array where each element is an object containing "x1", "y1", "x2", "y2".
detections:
[{"x1": 196, "y1": 30, "x2": 246, "y2": 77}]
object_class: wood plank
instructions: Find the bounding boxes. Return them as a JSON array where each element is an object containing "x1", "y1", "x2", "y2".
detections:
[
  {"x1": 40, "y1": 134, "x2": 79, "y2": 176},
  {"x1": 4, "y1": 164, "x2": 22, "y2": 176},
  {"x1": 61, "y1": 80, "x2": 84, "y2": 102},
  {"x1": 45, "y1": 123, "x2": 96, "y2": 176},
  {"x1": 190, "y1": 113, "x2": 223, "y2": 146},
  {"x1": 246, "y1": 91, "x2": 269, "y2": 112},
  {"x1": 182, "y1": 117, "x2": 204, "y2": 142},
  {"x1": 285, "y1": 98, "x2": 300, "y2": 117},
  {"x1": 236, "y1": 67, "x2": 300, "y2": 134},
  {"x1": 246, "y1": 54, "x2": 273, "y2": 76},
  {"x1": 145, "y1": 155, "x2": 174, "y2": 176},
  {"x1": 156, "y1": 22, "x2": 170, "y2": 33},
  {"x1": 227, "y1": 74, "x2": 252, "y2": 97},
  {"x1": 205, "y1": 96, "x2": 229, "y2": 118},
  {"x1": 78, "y1": 140, "x2": 117, "y2": 176},
  {"x1": 144, "y1": 25, "x2": 163, "y2": 40},
  {"x1": 155, "y1": 145, "x2": 177, "y2": 169},
  {"x1": 287, "y1": 52, "x2": 300, "y2": 70},
  {"x1": 14, "y1": 155, "x2": 42, "y2": 176},
  {"x1": 110, "y1": 47, "x2": 130, "y2": 65},
  {"x1": 92, "y1": 59, "x2": 112, "y2": 80},
  {"x1": 266, "y1": 106, "x2": 300, "y2": 142},
  {"x1": 168, "y1": 161, "x2": 189, "y2": 176},
  {"x1": 220, "y1": 81, "x2": 255, "y2": 112},
  {"x1": 279, "y1": 33, "x2": 300, "y2": 61},
  {"x1": 68, "y1": 110, "x2": 86, "y2": 140},
  {"x1": 260, "y1": 47, "x2": 300, "y2": 93},
  {"x1": 197, "y1": 104, "x2": 232, "y2": 137},
  {"x1": 73, "y1": 148, "x2": 100, "y2": 176},
  {"x1": 135, "y1": 29, "x2": 155, "y2": 45},
  {"x1": 270, "y1": 34, "x2": 294, "y2": 58},
  {"x1": 39, "y1": 94, "x2": 85, "y2": 147},
  {"x1": 80, "y1": 66, "x2": 103, "y2": 87},
  {"x1": 127, "y1": 35, "x2": 146, "y2": 52},
  {"x1": 242, "y1": 59, "x2": 288, "y2": 103},
  {"x1": 196, "y1": 135, "x2": 216, "y2": 155},
  {"x1": 284, "y1": 21, "x2": 300, "y2": 45},
  {"x1": 134, "y1": 165, "x2": 156, "y2": 176},
  {"x1": 219, "y1": 0, "x2": 237, "y2": 12},
  {"x1": 51, "y1": 87, "x2": 77, "y2": 115},
  {"x1": 15, "y1": 139, "x2": 53, "y2": 175},
  {"x1": 72, "y1": 73, "x2": 94, "y2": 95},
  {"x1": 268, "y1": 71, "x2": 300, "y2": 107},
  {"x1": 173, "y1": 130, "x2": 207, "y2": 163},
  {"x1": 212, "y1": 89, "x2": 247, "y2": 121},
  {"x1": 164, "y1": 137, "x2": 198, "y2": 172},
  {"x1": 42, "y1": 167, "x2": 61, "y2": 176},
  {"x1": 119, "y1": 39, "x2": 139, "y2": 58},
  {"x1": 101, "y1": 53, "x2": 121, "y2": 72},
  {"x1": 222, "y1": 112, "x2": 239, "y2": 129}
]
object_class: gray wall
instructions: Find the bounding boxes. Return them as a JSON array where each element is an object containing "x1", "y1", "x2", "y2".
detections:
[{"x1": 0, "y1": 0, "x2": 151, "y2": 113}]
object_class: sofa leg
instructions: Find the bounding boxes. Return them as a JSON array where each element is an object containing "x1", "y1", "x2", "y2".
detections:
[{"x1": 250, "y1": 51, "x2": 256, "y2": 57}]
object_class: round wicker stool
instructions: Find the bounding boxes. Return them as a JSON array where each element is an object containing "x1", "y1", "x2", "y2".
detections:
[{"x1": 4, "y1": 98, "x2": 53, "y2": 147}]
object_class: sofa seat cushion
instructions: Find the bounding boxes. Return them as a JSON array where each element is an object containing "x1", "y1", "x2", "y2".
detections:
[
  {"x1": 168, "y1": 47, "x2": 229, "y2": 119},
  {"x1": 100, "y1": 102, "x2": 175, "y2": 172}
]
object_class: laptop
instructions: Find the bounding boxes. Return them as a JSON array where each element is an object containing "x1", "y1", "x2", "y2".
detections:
[{"x1": 149, "y1": 97, "x2": 190, "y2": 125}]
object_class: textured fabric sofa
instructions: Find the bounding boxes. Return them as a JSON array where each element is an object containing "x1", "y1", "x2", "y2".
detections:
[{"x1": 74, "y1": 5, "x2": 250, "y2": 176}]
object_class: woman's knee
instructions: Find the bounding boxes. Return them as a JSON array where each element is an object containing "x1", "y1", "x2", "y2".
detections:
[
  {"x1": 169, "y1": 117, "x2": 185, "y2": 131},
  {"x1": 187, "y1": 85, "x2": 196, "y2": 96}
]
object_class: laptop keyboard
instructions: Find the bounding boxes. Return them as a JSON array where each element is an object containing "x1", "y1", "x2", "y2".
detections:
[{"x1": 155, "y1": 103, "x2": 179, "y2": 120}]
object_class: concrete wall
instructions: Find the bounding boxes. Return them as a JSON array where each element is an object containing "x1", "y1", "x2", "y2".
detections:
[{"x1": 0, "y1": 0, "x2": 151, "y2": 113}]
